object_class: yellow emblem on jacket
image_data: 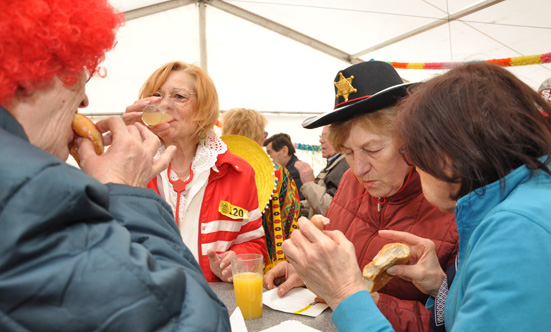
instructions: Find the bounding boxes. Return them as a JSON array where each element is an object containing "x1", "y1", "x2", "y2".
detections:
[{"x1": 219, "y1": 201, "x2": 249, "y2": 219}]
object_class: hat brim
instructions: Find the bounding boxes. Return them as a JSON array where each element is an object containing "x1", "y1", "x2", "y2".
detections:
[
  {"x1": 302, "y1": 82, "x2": 414, "y2": 129},
  {"x1": 220, "y1": 135, "x2": 276, "y2": 212}
]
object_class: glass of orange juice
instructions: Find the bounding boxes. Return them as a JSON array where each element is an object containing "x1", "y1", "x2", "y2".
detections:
[
  {"x1": 231, "y1": 253, "x2": 264, "y2": 320},
  {"x1": 141, "y1": 104, "x2": 173, "y2": 127}
]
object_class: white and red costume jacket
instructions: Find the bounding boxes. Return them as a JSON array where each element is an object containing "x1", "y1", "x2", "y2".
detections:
[{"x1": 148, "y1": 148, "x2": 267, "y2": 282}]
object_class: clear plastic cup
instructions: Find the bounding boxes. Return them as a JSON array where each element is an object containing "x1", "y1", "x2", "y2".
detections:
[{"x1": 141, "y1": 104, "x2": 173, "y2": 127}]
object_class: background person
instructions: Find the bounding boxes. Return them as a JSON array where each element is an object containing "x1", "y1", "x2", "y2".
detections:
[
  {"x1": 124, "y1": 61, "x2": 266, "y2": 282},
  {"x1": 221, "y1": 108, "x2": 301, "y2": 271},
  {"x1": 265, "y1": 61, "x2": 458, "y2": 332},
  {"x1": 283, "y1": 62, "x2": 551, "y2": 332},
  {"x1": 295, "y1": 124, "x2": 349, "y2": 218},
  {"x1": 264, "y1": 133, "x2": 306, "y2": 199},
  {"x1": 539, "y1": 77, "x2": 551, "y2": 105},
  {"x1": 0, "y1": 1, "x2": 230, "y2": 330}
]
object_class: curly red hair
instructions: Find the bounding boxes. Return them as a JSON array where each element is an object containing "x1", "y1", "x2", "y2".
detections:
[{"x1": 0, "y1": 0, "x2": 124, "y2": 103}]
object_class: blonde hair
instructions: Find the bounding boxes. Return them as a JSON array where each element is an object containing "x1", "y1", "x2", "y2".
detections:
[
  {"x1": 329, "y1": 106, "x2": 397, "y2": 152},
  {"x1": 221, "y1": 108, "x2": 268, "y2": 145},
  {"x1": 139, "y1": 61, "x2": 219, "y2": 138}
]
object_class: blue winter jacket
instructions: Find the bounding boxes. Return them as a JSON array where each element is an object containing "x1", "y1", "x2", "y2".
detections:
[
  {"x1": 0, "y1": 107, "x2": 230, "y2": 331},
  {"x1": 332, "y1": 157, "x2": 551, "y2": 332}
]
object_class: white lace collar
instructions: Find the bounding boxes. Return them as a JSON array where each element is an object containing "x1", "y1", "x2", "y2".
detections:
[
  {"x1": 189, "y1": 129, "x2": 227, "y2": 176},
  {"x1": 154, "y1": 129, "x2": 227, "y2": 181}
]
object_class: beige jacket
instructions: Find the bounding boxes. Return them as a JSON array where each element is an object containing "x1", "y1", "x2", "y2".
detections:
[{"x1": 300, "y1": 154, "x2": 349, "y2": 218}]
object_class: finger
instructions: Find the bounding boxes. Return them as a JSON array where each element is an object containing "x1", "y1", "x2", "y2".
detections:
[
  {"x1": 125, "y1": 97, "x2": 160, "y2": 114},
  {"x1": 323, "y1": 230, "x2": 348, "y2": 245},
  {"x1": 134, "y1": 123, "x2": 161, "y2": 153},
  {"x1": 221, "y1": 266, "x2": 232, "y2": 279},
  {"x1": 152, "y1": 145, "x2": 176, "y2": 175},
  {"x1": 95, "y1": 117, "x2": 127, "y2": 137},
  {"x1": 276, "y1": 279, "x2": 295, "y2": 297},
  {"x1": 386, "y1": 264, "x2": 417, "y2": 281},
  {"x1": 263, "y1": 263, "x2": 286, "y2": 289},
  {"x1": 121, "y1": 111, "x2": 142, "y2": 125},
  {"x1": 314, "y1": 296, "x2": 327, "y2": 304},
  {"x1": 219, "y1": 252, "x2": 234, "y2": 269},
  {"x1": 147, "y1": 122, "x2": 171, "y2": 134},
  {"x1": 378, "y1": 229, "x2": 425, "y2": 246},
  {"x1": 126, "y1": 123, "x2": 141, "y2": 139},
  {"x1": 207, "y1": 249, "x2": 219, "y2": 263},
  {"x1": 282, "y1": 238, "x2": 300, "y2": 264},
  {"x1": 78, "y1": 137, "x2": 95, "y2": 161},
  {"x1": 263, "y1": 272, "x2": 275, "y2": 290},
  {"x1": 296, "y1": 217, "x2": 324, "y2": 243}
]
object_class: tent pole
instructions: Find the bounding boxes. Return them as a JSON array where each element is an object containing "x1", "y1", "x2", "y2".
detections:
[
  {"x1": 350, "y1": 0, "x2": 504, "y2": 59},
  {"x1": 124, "y1": 0, "x2": 195, "y2": 21},
  {"x1": 209, "y1": 0, "x2": 357, "y2": 64},
  {"x1": 198, "y1": 1, "x2": 208, "y2": 73}
]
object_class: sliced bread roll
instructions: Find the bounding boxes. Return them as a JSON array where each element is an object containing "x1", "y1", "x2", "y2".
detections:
[{"x1": 362, "y1": 242, "x2": 411, "y2": 293}]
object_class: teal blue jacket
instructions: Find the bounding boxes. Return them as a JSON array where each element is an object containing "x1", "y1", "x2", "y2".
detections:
[
  {"x1": 0, "y1": 107, "x2": 230, "y2": 331},
  {"x1": 332, "y1": 158, "x2": 551, "y2": 332}
]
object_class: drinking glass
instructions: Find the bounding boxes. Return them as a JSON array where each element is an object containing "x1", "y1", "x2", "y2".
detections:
[
  {"x1": 231, "y1": 253, "x2": 264, "y2": 320},
  {"x1": 141, "y1": 104, "x2": 173, "y2": 127}
]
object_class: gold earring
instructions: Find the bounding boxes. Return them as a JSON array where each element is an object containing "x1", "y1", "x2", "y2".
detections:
[{"x1": 198, "y1": 130, "x2": 206, "y2": 140}]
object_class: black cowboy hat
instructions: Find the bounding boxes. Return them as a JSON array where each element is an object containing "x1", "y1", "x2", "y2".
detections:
[{"x1": 302, "y1": 61, "x2": 414, "y2": 129}]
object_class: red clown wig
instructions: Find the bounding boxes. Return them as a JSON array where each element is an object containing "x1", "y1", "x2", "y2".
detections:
[{"x1": 0, "y1": 0, "x2": 124, "y2": 104}]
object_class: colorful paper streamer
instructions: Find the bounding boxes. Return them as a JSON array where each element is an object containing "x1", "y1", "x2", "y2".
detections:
[{"x1": 373, "y1": 52, "x2": 551, "y2": 70}]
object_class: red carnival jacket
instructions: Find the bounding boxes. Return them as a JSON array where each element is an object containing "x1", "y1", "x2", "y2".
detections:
[
  {"x1": 325, "y1": 168, "x2": 458, "y2": 332},
  {"x1": 148, "y1": 150, "x2": 267, "y2": 282}
]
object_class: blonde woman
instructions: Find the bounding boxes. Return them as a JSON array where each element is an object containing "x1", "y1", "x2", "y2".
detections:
[{"x1": 125, "y1": 63, "x2": 266, "y2": 282}]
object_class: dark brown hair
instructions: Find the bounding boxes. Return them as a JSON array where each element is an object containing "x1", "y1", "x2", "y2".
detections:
[
  {"x1": 263, "y1": 133, "x2": 295, "y2": 156},
  {"x1": 395, "y1": 62, "x2": 551, "y2": 199}
]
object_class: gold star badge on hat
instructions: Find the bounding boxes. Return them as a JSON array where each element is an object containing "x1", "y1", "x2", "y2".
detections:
[{"x1": 334, "y1": 72, "x2": 357, "y2": 102}]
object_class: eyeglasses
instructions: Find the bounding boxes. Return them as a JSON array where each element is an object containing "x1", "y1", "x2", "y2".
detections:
[
  {"x1": 319, "y1": 134, "x2": 329, "y2": 142},
  {"x1": 149, "y1": 89, "x2": 196, "y2": 107}
]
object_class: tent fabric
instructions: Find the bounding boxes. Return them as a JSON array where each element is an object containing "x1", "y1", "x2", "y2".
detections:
[{"x1": 85, "y1": 0, "x2": 551, "y2": 147}]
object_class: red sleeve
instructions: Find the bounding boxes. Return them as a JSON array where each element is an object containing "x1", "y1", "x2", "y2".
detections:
[
  {"x1": 224, "y1": 158, "x2": 267, "y2": 259},
  {"x1": 228, "y1": 184, "x2": 267, "y2": 258},
  {"x1": 230, "y1": 236, "x2": 267, "y2": 257},
  {"x1": 377, "y1": 293, "x2": 431, "y2": 332}
]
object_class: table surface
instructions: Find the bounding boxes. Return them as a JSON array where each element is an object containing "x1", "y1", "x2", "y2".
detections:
[{"x1": 208, "y1": 282, "x2": 338, "y2": 332}]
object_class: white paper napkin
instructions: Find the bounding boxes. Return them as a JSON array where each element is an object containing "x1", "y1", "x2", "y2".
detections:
[
  {"x1": 259, "y1": 320, "x2": 322, "y2": 332},
  {"x1": 262, "y1": 287, "x2": 329, "y2": 317},
  {"x1": 229, "y1": 307, "x2": 248, "y2": 332}
]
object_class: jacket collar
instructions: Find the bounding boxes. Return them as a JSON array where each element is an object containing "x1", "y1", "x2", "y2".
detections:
[
  {"x1": 0, "y1": 106, "x2": 28, "y2": 140},
  {"x1": 455, "y1": 156, "x2": 549, "y2": 232},
  {"x1": 326, "y1": 153, "x2": 341, "y2": 167},
  {"x1": 214, "y1": 150, "x2": 246, "y2": 175}
]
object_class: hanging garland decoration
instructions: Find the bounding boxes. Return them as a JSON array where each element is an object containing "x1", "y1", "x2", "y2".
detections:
[
  {"x1": 373, "y1": 52, "x2": 551, "y2": 70},
  {"x1": 296, "y1": 143, "x2": 321, "y2": 152}
]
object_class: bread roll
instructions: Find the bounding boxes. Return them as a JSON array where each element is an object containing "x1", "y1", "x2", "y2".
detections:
[
  {"x1": 310, "y1": 214, "x2": 330, "y2": 230},
  {"x1": 362, "y1": 242, "x2": 410, "y2": 293},
  {"x1": 69, "y1": 113, "x2": 104, "y2": 165}
]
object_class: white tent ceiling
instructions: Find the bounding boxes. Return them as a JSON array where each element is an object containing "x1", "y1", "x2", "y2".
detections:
[{"x1": 86, "y1": 0, "x2": 551, "y2": 137}]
